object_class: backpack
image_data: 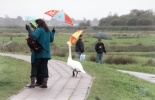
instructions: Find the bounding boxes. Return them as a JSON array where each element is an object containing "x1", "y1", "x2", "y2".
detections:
[{"x1": 26, "y1": 36, "x2": 43, "y2": 52}]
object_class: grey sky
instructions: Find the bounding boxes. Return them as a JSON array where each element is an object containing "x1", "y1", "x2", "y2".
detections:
[{"x1": 0, "y1": 0, "x2": 154, "y2": 20}]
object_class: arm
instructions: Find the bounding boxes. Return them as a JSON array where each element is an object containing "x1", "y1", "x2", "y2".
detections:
[
  {"x1": 79, "y1": 41, "x2": 84, "y2": 53},
  {"x1": 95, "y1": 44, "x2": 98, "y2": 51},
  {"x1": 102, "y1": 43, "x2": 106, "y2": 53},
  {"x1": 50, "y1": 31, "x2": 55, "y2": 43},
  {"x1": 26, "y1": 24, "x2": 33, "y2": 36},
  {"x1": 29, "y1": 28, "x2": 42, "y2": 40}
]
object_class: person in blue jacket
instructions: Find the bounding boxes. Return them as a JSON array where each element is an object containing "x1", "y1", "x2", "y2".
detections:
[{"x1": 26, "y1": 19, "x2": 55, "y2": 88}]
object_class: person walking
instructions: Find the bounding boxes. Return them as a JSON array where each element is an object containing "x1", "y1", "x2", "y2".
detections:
[
  {"x1": 75, "y1": 35, "x2": 84, "y2": 60},
  {"x1": 95, "y1": 38, "x2": 106, "y2": 64},
  {"x1": 26, "y1": 19, "x2": 55, "y2": 88}
]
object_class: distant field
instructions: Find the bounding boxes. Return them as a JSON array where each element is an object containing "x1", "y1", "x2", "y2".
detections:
[
  {"x1": 1, "y1": 28, "x2": 155, "y2": 99},
  {"x1": 0, "y1": 29, "x2": 155, "y2": 54}
]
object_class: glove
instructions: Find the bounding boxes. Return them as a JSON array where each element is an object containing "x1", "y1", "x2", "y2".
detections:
[
  {"x1": 52, "y1": 28, "x2": 55, "y2": 33},
  {"x1": 25, "y1": 24, "x2": 30, "y2": 30}
]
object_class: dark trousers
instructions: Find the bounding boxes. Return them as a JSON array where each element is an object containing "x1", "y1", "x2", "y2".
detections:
[
  {"x1": 36, "y1": 67, "x2": 43, "y2": 85},
  {"x1": 31, "y1": 58, "x2": 49, "y2": 79}
]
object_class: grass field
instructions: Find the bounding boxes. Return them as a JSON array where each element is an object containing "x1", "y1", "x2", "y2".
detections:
[
  {"x1": 1, "y1": 29, "x2": 155, "y2": 99},
  {"x1": 0, "y1": 56, "x2": 30, "y2": 100}
]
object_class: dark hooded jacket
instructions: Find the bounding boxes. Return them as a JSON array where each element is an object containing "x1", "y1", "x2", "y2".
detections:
[
  {"x1": 75, "y1": 39, "x2": 84, "y2": 53},
  {"x1": 95, "y1": 42, "x2": 106, "y2": 54}
]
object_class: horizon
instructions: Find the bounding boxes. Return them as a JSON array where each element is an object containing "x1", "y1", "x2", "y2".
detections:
[
  {"x1": 0, "y1": 0, "x2": 154, "y2": 20},
  {"x1": 1, "y1": 8, "x2": 154, "y2": 21}
]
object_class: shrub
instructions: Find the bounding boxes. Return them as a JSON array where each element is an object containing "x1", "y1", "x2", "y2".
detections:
[
  {"x1": 107, "y1": 44, "x2": 155, "y2": 52},
  {"x1": 52, "y1": 48, "x2": 66, "y2": 57},
  {"x1": 105, "y1": 55, "x2": 137, "y2": 64},
  {"x1": 85, "y1": 46, "x2": 95, "y2": 52},
  {"x1": 88, "y1": 55, "x2": 96, "y2": 62},
  {"x1": 145, "y1": 59, "x2": 155, "y2": 66},
  {"x1": 0, "y1": 41, "x2": 29, "y2": 52}
]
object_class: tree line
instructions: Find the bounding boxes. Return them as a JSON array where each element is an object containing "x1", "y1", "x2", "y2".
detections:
[
  {"x1": 0, "y1": 9, "x2": 154, "y2": 27},
  {"x1": 79, "y1": 9, "x2": 155, "y2": 26},
  {"x1": 98, "y1": 9, "x2": 155, "y2": 26}
]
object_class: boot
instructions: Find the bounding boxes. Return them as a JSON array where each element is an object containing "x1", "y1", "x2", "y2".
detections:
[
  {"x1": 27, "y1": 77, "x2": 35, "y2": 88},
  {"x1": 35, "y1": 77, "x2": 43, "y2": 86},
  {"x1": 40, "y1": 78, "x2": 48, "y2": 88},
  {"x1": 35, "y1": 83, "x2": 41, "y2": 86}
]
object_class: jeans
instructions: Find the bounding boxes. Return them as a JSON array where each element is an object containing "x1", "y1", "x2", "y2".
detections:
[
  {"x1": 31, "y1": 58, "x2": 49, "y2": 78},
  {"x1": 96, "y1": 53, "x2": 103, "y2": 64},
  {"x1": 77, "y1": 52, "x2": 82, "y2": 59}
]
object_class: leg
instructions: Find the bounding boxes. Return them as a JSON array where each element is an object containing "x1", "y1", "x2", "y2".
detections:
[
  {"x1": 40, "y1": 78, "x2": 48, "y2": 88},
  {"x1": 100, "y1": 54, "x2": 103, "y2": 64},
  {"x1": 36, "y1": 63, "x2": 43, "y2": 86},
  {"x1": 27, "y1": 77, "x2": 35, "y2": 88},
  {"x1": 36, "y1": 66, "x2": 43, "y2": 86},
  {"x1": 40, "y1": 58, "x2": 49, "y2": 78},
  {"x1": 75, "y1": 71, "x2": 78, "y2": 77},
  {"x1": 96, "y1": 53, "x2": 99, "y2": 63},
  {"x1": 77, "y1": 52, "x2": 82, "y2": 60},
  {"x1": 40, "y1": 58, "x2": 48, "y2": 88},
  {"x1": 31, "y1": 59, "x2": 40, "y2": 78},
  {"x1": 72, "y1": 70, "x2": 75, "y2": 77},
  {"x1": 28, "y1": 59, "x2": 41, "y2": 88}
]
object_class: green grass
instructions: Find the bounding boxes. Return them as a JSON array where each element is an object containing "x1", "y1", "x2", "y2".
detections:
[
  {"x1": 1, "y1": 30, "x2": 155, "y2": 99},
  {"x1": 0, "y1": 31, "x2": 155, "y2": 46},
  {"x1": 0, "y1": 56, "x2": 30, "y2": 100},
  {"x1": 0, "y1": 37, "x2": 26, "y2": 44},
  {"x1": 53, "y1": 56, "x2": 155, "y2": 100},
  {"x1": 86, "y1": 66, "x2": 155, "y2": 100},
  {"x1": 87, "y1": 67, "x2": 155, "y2": 100}
]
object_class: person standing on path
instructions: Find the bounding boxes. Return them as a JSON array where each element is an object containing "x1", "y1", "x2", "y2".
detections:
[
  {"x1": 95, "y1": 38, "x2": 106, "y2": 64},
  {"x1": 26, "y1": 19, "x2": 55, "y2": 88},
  {"x1": 75, "y1": 35, "x2": 85, "y2": 60},
  {"x1": 28, "y1": 22, "x2": 43, "y2": 86}
]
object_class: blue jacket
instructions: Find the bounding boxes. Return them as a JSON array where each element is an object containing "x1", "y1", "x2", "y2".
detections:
[{"x1": 29, "y1": 28, "x2": 54, "y2": 63}]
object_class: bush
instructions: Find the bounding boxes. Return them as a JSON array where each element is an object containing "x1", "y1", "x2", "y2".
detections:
[
  {"x1": 107, "y1": 44, "x2": 155, "y2": 52},
  {"x1": 52, "y1": 49, "x2": 66, "y2": 57},
  {"x1": 0, "y1": 41, "x2": 29, "y2": 52},
  {"x1": 105, "y1": 55, "x2": 137, "y2": 64},
  {"x1": 88, "y1": 55, "x2": 96, "y2": 62},
  {"x1": 145, "y1": 59, "x2": 155, "y2": 66}
]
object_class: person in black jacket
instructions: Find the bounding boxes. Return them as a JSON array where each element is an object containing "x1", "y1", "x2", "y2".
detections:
[
  {"x1": 95, "y1": 38, "x2": 106, "y2": 64},
  {"x1": 75, "y1": 35, "x2": 84, "y2": 59}
]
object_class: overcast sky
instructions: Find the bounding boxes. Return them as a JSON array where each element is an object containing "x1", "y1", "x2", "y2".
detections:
[{"x1": 0, "y1": 0, "x2": 155, "y2": 20}]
